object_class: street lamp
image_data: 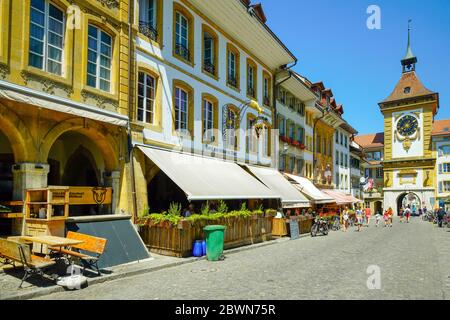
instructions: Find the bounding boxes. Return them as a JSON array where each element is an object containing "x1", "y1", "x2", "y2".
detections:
[{"x1": 221, "y1": 99, "x2": 268, "y2": 149}]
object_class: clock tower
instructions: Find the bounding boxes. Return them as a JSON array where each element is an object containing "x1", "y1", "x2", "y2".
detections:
[{"x1": 379, "y1": 23, "x2": 440, "y2": 214}]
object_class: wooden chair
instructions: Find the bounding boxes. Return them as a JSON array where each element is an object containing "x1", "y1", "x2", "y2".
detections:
[
  {"x1": 0, "y1": 239, "x2": 55, "y2": 288},
  {"x1": 50, "y1": 231, "x2": 107, "y2": 276}
]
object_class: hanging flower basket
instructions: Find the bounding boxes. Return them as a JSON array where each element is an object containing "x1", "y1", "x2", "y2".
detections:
[{"x1": 299, "y1": 143, "x2": 306, "y2": 150}]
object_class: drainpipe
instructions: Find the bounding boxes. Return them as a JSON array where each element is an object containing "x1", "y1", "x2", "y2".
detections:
[
  {"x1": 312, "y1": 106, "x2": 328, "y2": 183},
  {"x1": 127, "y1": 0, "x2": 138, "y2": 224},
  {"x1": 273, "y1": 59, "x2": 297, "y2": 168}
]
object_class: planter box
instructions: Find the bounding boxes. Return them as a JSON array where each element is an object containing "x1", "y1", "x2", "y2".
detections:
[{"x1": 138, "y1": 215, "x2": 273, "y2": 258}]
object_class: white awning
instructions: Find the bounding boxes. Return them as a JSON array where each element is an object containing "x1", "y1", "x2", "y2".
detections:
[
  {"x1": 138, "y1": 146, "x2": 281, "y2": 201},
  {"x1": 0, "y1": 80, "x2": 128, "y2": 127},
  {"x1": 283, "y1": 173, "x2": 335, "y2": 204},
  {"x1": 244, "y1": 165, "x2": 310, "y2": 208}
]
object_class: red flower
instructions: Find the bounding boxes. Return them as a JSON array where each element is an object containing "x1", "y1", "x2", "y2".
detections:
[{"x1": 299, "y1": 143, "x2": 305, "y2": 150}]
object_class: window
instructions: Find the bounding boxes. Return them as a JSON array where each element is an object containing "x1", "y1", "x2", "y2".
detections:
[
  {"x1": 344, "y1": 136, "x2": 348, "y2": 148},
  {"x1": 344, "y1": 175, "x2": 348, "y2": 189},
  {"x1": 335, "y1": 173, "x2": 339, "y2": 186},
  {"x1": 366, "y1": 152, "x2": 373, "y2": 161},
  {"x1": 263, "y1": 125, "x2": 270, "y2": 157},
  {"x1": 203, "y1": 99, "x2": 214, "y2": 141},
  {"x1": 175, "y1": 12, "x2": 189, "y2": 60},
  {"x1": 247, "y1": 117, "x2": 257, "y2": 154},
  {"x1": 174, "y1": 87, "x2": 188, "y2": 131},
  {"x1": 439, "y1": 146, "x2": 450, "y2": 156},
  {"x1": 345, "y1": 154, "x2": 348, "y2": 168},
  {"x1": 87, "y1": 25, "x2": 112, "y2": 92},
  {"x1": 29, "y1": 0, "x2": 64, "y2": 75},
  {"x1": 336, "y1": 151, "x2": 339, "y2": 165},
  {"x1": 288, "y1": 123, "x2": 295, "y2": 140},
  {"x1": 226, "y1": 107, "x2": 238, "y2": 149},
  {"x1": 227, "y1": 44, "x2": 240, "y2": 89},
  {"x1": 279, "y1": 155, "x2": 286, "y2": 171},
  {"x1": 340, "y1": 152, "x2": 343, "y2": 166},
  {"x1": 340, "y1": 133, "x2": 343, "y2": 145},
  {"x1": 296, "y1": 159, "x2": 304, "y2": 175},
  {"x1": 263, "y1": 72, "x2": 271, "y2": 106},
  {"x1": 335, "y1": 131, "x2": 339, "y2": 143},
  {"x1": 139, "y1": 0, "x2": 158, "y2": 41},
  {"x1": 202, "y1": 25, "x2": 218, "y2": 77},
  {"x1": 289, "y1": 157, "x2": 295, "y2": 173},
  {"x1": 297, "y1": 127, "x2": 305, "y2": 144},
  {"x1": 279, "y1": 117, "x2": 285, "y2": 136},
  {"x1": 365, "y1": 168, "x2": 373, "y2": 178},
  {"x1": 247, "y1": 60, "x2": 256, "y2": 98},
  {"x1": 137, "y1": 72, "x2": 156, "y2": 124},
  {"x1": 376, "y1": 167, "x2": 383, "y2": 179}
]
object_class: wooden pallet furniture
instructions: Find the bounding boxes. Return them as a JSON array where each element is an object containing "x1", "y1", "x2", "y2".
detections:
[
  {"x1": 24, "y1": 187, "x2": 70, "y2": 253},
  {"x1": 50, "y1": 231, "x2": 107, "y2": 276},
  {"x1": 0, "y1": 238, "x2": 55, "y2": 288}
]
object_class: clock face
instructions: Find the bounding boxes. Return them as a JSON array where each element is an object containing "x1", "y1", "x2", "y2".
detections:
[{"x1": 397, "y1": 115, "x2": 418, "y2": 137}]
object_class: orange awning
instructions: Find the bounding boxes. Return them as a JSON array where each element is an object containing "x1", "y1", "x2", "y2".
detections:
[{"x1": 320, "y1": 190, "x2": 363, "y2": 205}]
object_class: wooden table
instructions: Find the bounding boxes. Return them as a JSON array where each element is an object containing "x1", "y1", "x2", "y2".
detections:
[{"x1": 19, "y1": 235, "x2": 84, "y2": 255}]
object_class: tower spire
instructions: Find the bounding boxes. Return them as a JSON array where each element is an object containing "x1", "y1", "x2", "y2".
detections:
[{"x1": 402, "y1": 19, "x2": 418, "y2": 73}]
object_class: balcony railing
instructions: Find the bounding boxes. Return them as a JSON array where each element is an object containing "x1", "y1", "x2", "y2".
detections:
[
  {"x1": 203, "y1": 61, "x2": 215, "y2": 75},
  {"x1": 175, "y1": 43, "x2": 190, "y2": 61},
  {"x1": 228, "y1": 75, "x2": 237, "y2": 88},
  {"x1": 139, "y1": 21, "x2": 158, "y2": 42}
]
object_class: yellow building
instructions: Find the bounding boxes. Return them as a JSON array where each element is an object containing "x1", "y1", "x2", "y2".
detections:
[{"x1": 0, "y1": 0, "x2": 131, "y2": 235}]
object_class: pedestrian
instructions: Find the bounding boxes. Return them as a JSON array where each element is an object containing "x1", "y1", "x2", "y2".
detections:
[
  {"x1": 399, "y1": 208, "x2": 404, "y2": 223},
  {"x1": 388, "y1": 207, "x2": 394, "y2": 227},
  {"x1": 365, "y1": 206, "x2": 372, "y2": 226},
  {"x1": 375, "y1": 211, "x2": 382, "y2": 227},
  {"x1": 405, "y1": 205, "x2": 411, "y2": 223},
  {"x1": 356, "y1": 207, "x2": 363, "y2": 232},
  {"x1": 437, "y1": 207, "x2": 446, "y2": 228},
  {"x1": 342, "y1": 207, "x2": 349, "y2": 232}
]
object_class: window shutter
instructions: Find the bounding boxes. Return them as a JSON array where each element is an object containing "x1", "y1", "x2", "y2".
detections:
[{"x1": 439, "y1": 164, "x2": 443, "y2": 174}]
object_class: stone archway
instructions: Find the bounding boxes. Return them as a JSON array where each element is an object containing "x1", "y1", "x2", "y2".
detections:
[
  {"x1": 39, "y1": 118, "x2": 120, "y2": 171},
  {"x1": 397, "y1": 192, "x2": 421, "y2": 215},
  {"x1": 0, "y1": 103, "x2": 36, "y2": 163}
]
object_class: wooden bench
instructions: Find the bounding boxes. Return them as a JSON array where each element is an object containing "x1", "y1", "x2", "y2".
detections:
[
  {"x1": 0, "y1": 238, "x2": 55, "y2": 288},
  {"x1": 50, "y1": 231, "x2": 107, "y2": 276}
]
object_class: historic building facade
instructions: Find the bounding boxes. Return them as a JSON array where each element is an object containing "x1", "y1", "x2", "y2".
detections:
[
  {"x1": 357, "y1": 31, "x2": 441, "y2": 214},
  {"x1": 128, "y1": 0, "x2": 297, "y2": 216},
  {"x1": 0, "y1": 0, "x2": 130, "y2": 220}
]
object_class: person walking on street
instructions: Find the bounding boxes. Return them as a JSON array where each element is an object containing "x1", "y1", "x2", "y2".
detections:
[
  {"x1": 388, "y1": 207, "x2": 394, "y2": 227},
  {"x1": 356, "y1": 207, "x2": 363, "y2": 232},
  {"x1": 365, "y1": 206, "x2": 372, "y2": 227},
  {"x1": 437, "y1": 207, "x2": 446, "y2": 228},
  {"x1": 342, "y1": 208, "x2": 349, "y2": 232},
  {"x1": 405, "y1": 205, "x2": 412, "y2": 223},
  {"x1": 375, "y1": 211, "x2": 382, "y2": 227},
  {"x1": 399, "y1": 208, "x2": 404, "y2": 223}
]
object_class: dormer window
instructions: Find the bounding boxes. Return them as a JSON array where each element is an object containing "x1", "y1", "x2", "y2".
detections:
[{"x1": 404, "y1": 87, "x2": 411, "y2": 94}]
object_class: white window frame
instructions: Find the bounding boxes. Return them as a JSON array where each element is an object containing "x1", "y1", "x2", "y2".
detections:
[
  {"x1": 87, "y1": 25, "x2": 112, "y2": 92},
  {"x1": 175, "y1": 12, "x2": 188, "y2": 48},
  {"x1": 228, "y1": 51, "x2": 236, "y2": 80},
  {"x1": 29, "y1": 0, "x2": 65, "y2": 75},
  {"x1": 139, "y1": 0, "x2": 156, "y2": 27},
  {"x1": 203, "y1": 99, "x2": 214, "y2": 141},
  {"x1": 175, "y1": 87, "x2": 188, "y2": 131},
  {"x1": 137, "y1": 72, "x2": 156, "y2": 124}
]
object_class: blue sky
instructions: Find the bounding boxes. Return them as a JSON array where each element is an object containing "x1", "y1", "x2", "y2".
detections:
[{"x1": 262, "y1": 0, "x2": 450, "y2": 135}]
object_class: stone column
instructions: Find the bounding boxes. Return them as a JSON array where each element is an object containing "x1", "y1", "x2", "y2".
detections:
[
  {"x1": 12, "y1": 163, "x2": 50, "y2": 201},
  {"x1": 104, "y1": 170, "x2": 121, "y2": 214}
]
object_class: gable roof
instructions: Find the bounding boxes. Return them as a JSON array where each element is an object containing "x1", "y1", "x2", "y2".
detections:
[
  {"x1": 432, "y1": 119, "x2": 450, "y2": 136},
  {"x1": 354, "y1": 133, "x2": 385, "y2": 149}
]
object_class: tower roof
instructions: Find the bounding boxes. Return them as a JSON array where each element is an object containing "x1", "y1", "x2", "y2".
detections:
[
  {"x1": 401, "y1": 20, "x2": 417, "y2": 69},
  {"x1": 381, "y1": 71, "x2": 435, "y2": 104}
]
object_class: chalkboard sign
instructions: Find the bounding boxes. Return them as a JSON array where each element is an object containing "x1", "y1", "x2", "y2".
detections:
[{"x1": 289, "y1": 218, "x2": 300, "y2": 240}]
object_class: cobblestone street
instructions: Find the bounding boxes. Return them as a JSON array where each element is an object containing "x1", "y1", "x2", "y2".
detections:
[{"x1": 37, "y1": 218, "x2": 450, "y2": 300}]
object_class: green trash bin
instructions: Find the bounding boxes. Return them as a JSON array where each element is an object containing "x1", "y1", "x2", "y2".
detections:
[{"x1": 203, "y1": 225, "x2": 226, "y2": 261}]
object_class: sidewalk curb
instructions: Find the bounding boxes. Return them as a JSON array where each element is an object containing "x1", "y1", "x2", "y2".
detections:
[{"x1": 3, "y1": 237, "x2": 290, "y2": 300}]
